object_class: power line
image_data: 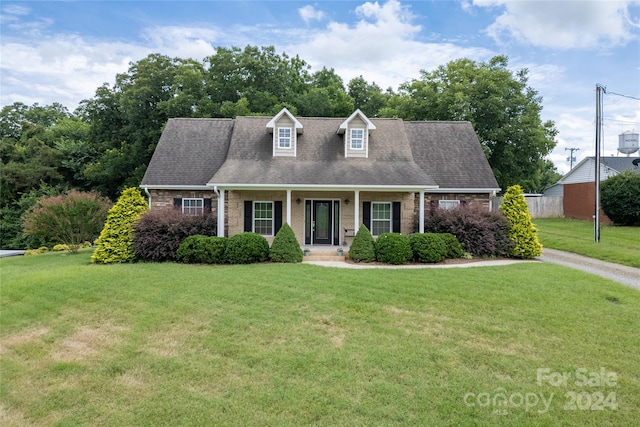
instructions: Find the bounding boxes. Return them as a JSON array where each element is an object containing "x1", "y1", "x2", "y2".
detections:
[{"x1": 606, "y1": 91, "x2": 640, "y2": 101}]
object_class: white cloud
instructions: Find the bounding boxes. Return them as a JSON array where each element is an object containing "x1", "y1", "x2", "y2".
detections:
[
  {"x1": 1, "y1": 4, "x2": 30, "y2": 16},
  {"x1": 299, "y1": 5, "x2": 326, "y2": 24},
  {"x1": 140, "y1": 26, "x2": 218, "y2": 58},
  {"x1": 473, "y1": 0, "x2": 639, "y2": 49},
  {"x1": 286, "y1": 0, "x2": 492, "y2": 89}
]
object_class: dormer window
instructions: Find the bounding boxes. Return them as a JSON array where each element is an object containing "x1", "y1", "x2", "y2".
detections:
[
  {"x1": 338, "y1": 109, "x2": 376, "y2": 158},
  {"x1": 350, "y1": 129, "x2": 364, "y2": 150},
  {"x1": 267, "y1": 108, "x2": 303, "y2": 157},
  {"x1": 278, "y1": 127, "x2": 292, "y2": 149}
]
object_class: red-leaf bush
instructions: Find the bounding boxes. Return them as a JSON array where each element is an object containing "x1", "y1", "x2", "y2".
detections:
[
  {"x1": 424, "y1": 205, "x2": 513, "y2": 257},
  {"x1": 133, "y1": 209, "x2": 217, "y2": 262},
  {"x1": 22, "y1": 190, "x2": 111, "y2": 252}
]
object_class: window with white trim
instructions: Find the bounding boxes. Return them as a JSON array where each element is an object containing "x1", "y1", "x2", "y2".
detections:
[
  {"x1": 182, "y1": 198, "x2": 204, "y2": 215},
  {"x1": 371, "y1": 202, "x2": 391, "y2": 236},
  {"x1": 438, "y1": 199, "x2": 460, "y2": 210},
  {"x1": 278, "y1": 127, "x2": 292, "y2": 149},
  {"x1": 253, "y1": 201, "x2": 274, "y2": 235},
  {"x1": 350, "y1": 128, "x2": 364, "y2": 150}
]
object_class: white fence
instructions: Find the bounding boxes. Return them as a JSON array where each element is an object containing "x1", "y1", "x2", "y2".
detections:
[{"x1": 491, "y1": 196, "x2": 563, "y2": 218}]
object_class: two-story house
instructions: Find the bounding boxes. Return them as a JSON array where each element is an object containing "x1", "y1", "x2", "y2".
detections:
[{"x1": 140, "y1": 108, "x2": 500, "y2": 245}]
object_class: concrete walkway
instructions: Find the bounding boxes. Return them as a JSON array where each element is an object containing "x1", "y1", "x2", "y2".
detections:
[{"x1": 538, "y1": 248, "x2": 640, "y2": 290}]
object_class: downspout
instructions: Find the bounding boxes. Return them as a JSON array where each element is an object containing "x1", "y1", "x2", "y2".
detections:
[
  {"x1": 143, "y1": 186, "x2": 151, "y2": 208},
  {"x1": 213, "y1": 185, "x2": 225, "y2": 238}
]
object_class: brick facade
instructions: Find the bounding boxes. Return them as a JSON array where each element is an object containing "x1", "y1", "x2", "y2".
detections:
[{"x1": 563, "y1": 182, "x2": 612, "y2": 224}]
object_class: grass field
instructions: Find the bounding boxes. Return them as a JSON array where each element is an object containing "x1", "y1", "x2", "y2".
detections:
[
  {"x1": 1, "y1": 251, "x2": 639, "y2": 426},
  {"x1": 533, "y1": 218, "x2": 640, "y2": 268}
]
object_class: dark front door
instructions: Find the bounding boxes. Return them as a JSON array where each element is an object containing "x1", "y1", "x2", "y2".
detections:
[{"x1": 313, "y1": 201, "x2": 332, "y2": 244}]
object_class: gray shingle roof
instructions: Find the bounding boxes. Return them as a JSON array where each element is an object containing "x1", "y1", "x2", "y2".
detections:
[
  {"x1": 141, "y1": 118, "x2": 233, "y2": 186},
  {"x1": 141, "y1": 115, "x2": 499, "y2": 190},
  {"x1": 405, "y1": 121, "x2": 499, "y2": 189},
  {"x1": 600, "y1": 156, "x2": 640, "y2": 173},
  {"x1": 210, "y1": 117, "x2": 435, "y2": 186}
]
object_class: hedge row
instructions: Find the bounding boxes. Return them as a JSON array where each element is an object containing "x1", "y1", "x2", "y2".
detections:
[{"x1": 349, "y1": 228, "x2": 464, "y2": 265}]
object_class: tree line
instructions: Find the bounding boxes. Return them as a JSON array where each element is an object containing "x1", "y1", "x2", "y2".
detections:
[{"x1": 0, "y1": 45, "x2": 560, "y2": 248}]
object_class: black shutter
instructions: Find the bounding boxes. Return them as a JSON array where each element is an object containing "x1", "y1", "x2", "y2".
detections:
[
  {"x1": 244, "y1": 201, "x2": 253, "y2": 232},
  {"x1": 204, "y1": 198, "x2": 212, "y2": 214},
  {"x1": 392, "y1": 202, "x2": 401, "y2": 233},
  {"x1": 173, "y1": 198, "x2": 182, "y2": 210},
  {"x1": 362, "y1": 201, "x2": 371, "y2": 230},
  {"x1": 274, "y1": 201, "x2": 283, "y2": 234}
]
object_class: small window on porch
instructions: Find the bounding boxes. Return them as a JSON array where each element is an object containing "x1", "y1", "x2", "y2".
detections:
[
  {"x1": 371, "y1": 202, "x2": 391, "y2": 236},
  {"x1": 253, "y1": 201, "x2": 274, "y2": 236}
]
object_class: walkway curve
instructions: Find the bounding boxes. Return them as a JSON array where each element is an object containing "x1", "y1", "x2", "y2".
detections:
[{"x1": 537, "y1": 248, "x2": 640, "y2": 290}]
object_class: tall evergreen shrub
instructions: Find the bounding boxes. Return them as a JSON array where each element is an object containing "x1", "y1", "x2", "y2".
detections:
[
  {"x1": 92, "y1": 188, "x2": 148, "y2": 263},
  {"x1": 269, "y1": 223, "x2": 303, "y2": 263},
  {"x1": 499, "y1": 184, "x2": 542, "y2": 259},
  {"x1": 348, "y1": 224, "x2": 376, "y2": 263}
]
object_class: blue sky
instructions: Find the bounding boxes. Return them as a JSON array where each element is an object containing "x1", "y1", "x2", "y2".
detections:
[{"x1": 1, "y1": 0, "x2": 639, "y2": 173}]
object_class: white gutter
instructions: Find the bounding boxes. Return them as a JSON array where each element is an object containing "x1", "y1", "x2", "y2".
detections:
[
  {"x1": 143, "y1": 186, "x2": 151, "y2": 208},
  {"x1": 206, "y1": 183, "x2": 439, "y2": 192},
  {"x1": 139, "y1": 184, "x2": 212, "y2": 190}
]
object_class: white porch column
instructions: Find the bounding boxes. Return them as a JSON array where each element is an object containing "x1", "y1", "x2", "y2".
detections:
[
  {"x1": 217, "y1": 188, "x2": 225, "y2": 237},
  {"x1": 354, "y1": 190, "x2": 360, "y2": 231},
  {"x1": 419, "y1": 190, "x2": 425, "y2": 233},
  {"x1": 286, "y1": 189, "x2": 292, "y2": 225}
]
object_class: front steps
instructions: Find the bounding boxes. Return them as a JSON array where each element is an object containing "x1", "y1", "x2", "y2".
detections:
[{"x1": 302, "y1": 248, "x2": 349, "y2": 262}]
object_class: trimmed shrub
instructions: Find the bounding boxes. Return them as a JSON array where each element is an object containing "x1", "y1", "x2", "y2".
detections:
[
  {"x1": 440, "y1": 233, "x2": 464, "y2": 259},
  {"x1": 424, "y1": 204, "x2": 513, "y2": 257},
  {"x1": 500, "y1": 185, "x2": 542, "y2": 259},
  {"x1": 269, "y1": 223, "x2": 303, "y2": 263},
  {"x1": 375, "y1": 233, "x2": 413, "y2": 265},
  {"x1": 24, "y1": 246, "x2": 49, "y2": 256},
  {"x1": 176, "y1": 235, "x2": 227, "y2": 264},
  {"x1": 410, "y1": 233, "x2": 447, "y2": 263},
  {"x1": 53, "y1": 244, "x2": 70, "y2": 252},
  {"x1": 92, "y1": 188, "x2": 148, "y2": 264},
  {"x1": 601, "y1": 170, "x2": 640, "y2": 226},
  {"x1": 224, "y1": 232, "x2": 270, "y2": 264},
  {"x1": 21, "y1": 190, "x2": 111, "y2": 253},
  {"x1": 349, "y1": 224, "x2": 376, "y2": 263},
  {"x1": 133, "y1": 209, "x2": 217, "y2": 262}
]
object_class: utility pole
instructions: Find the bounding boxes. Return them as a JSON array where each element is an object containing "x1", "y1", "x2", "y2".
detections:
[
  {"x1": 595, "y1": 84, "x2": 605, "y2": 243},
  {"x1": 565, "y1": 147, "x2": 580, "y2": 169}
]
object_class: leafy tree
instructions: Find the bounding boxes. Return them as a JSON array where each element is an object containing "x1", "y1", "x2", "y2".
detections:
[
  {"x1": 601, "y1": 170, "x2": 640, "y2": 225},
  {"x1": 383, "y1": 56, "x2": 557, "y2": 192},
  {"x1": 348, "y1": 76, "x2": 389, "y2": 117},
  {"x1": 499, "y1": 184, "x2": 542, "y2": 258},
  {"x1": 92, "y1": 187, "x2": 148, "y2": 263},
  {"x1": 22, "y1": 190, "x2": 111, "y2": 253}
]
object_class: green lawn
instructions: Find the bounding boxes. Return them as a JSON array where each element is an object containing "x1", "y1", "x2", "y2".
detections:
[
  {"x1": 534, "y1": 218, "x2": 640, "y2": 268},
  {"x1": 1, "y1": 251, "x2": 639, "y2": 426}
]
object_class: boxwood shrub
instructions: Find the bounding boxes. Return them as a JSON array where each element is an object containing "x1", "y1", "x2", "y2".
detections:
[
  {"x1": 440, "y1": 233, "x2": 463, "y2": 259},
  {"x1": 269, "y1": 223, "x2": 303, "y2": 263},
  {"x1": 409, "y1": 233, "x2": 447, "y2": 263},
  {"x1": 224, "y1": 232, "x2": 270, "y2": 264},
  {"x1": 176, "y1": 235, "x2": 227, "y2": 264},
  {"x1": 375, "y1": 233, "x2": 413, "y2": 265}
]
